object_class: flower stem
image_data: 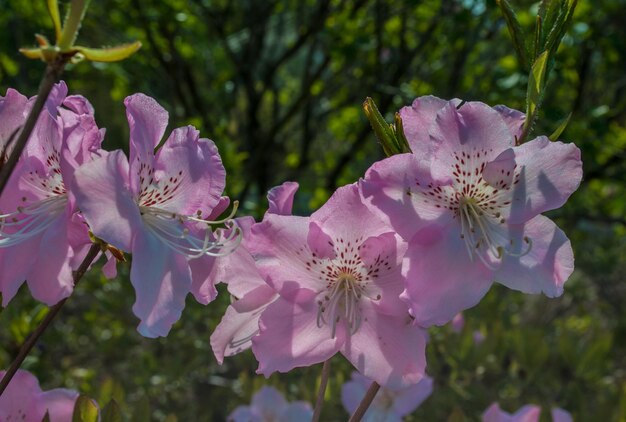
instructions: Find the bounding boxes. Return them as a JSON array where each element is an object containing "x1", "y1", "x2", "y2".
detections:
[
  {"x1": 312, "y1": 359, "x2": 332, "y2": 422},
  {"x1": 0, "y1": 57, "x2": 66, "y2": 198},
  {"x1": 0, "y1": 243, "x2": 100, "y2": 397},
  {"x1": 348, "y1": 381, "x2": 380, "y2": 422}
]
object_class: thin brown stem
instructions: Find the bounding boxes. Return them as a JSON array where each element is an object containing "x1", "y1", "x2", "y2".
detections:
[
  {"x1": 348, "y1": 381, "x2": 380, "y2": 422},
  {"x1": 0, "y1": 58, "x2": 66, "y2": 198},
  {"x1": 311, "y1": 359, "x2": 332, "y2": 422},
  {"x1": 0, "y1": 243, "x2": 101, "y2": 396}
]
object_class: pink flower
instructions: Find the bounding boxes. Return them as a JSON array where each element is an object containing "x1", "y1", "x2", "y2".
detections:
[
  {"x1": 361, "y1": 97, "x2": 582, "y2": 325},
  {"x1": 250, "y1": 183, "x2": 427, "y2": 389},
  {"x1": 0, "y1": 369, "x2": 80, "y2": 421},
  {"x1": 482, "y1": 403, "x2": 572, "y2": 422},
  {"x1": 341, "y1": 371, "x2": 433, "y2": 422},
  {"x1": 72, "y1": 94, "x2": 239, "y2": 337},
  {"x1": 210, "y1": 182, "x2": 298, "y2": 363},
  {"x1": 228, "y1": 386, "x2": 313, "y2": 422},
  {"x1": 0, "y1": 82, "x2": 105, "y2": 306}
]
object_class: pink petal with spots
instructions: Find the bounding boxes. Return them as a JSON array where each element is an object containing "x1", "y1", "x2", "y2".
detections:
[
  {"x1": 495, "y1": 215, "x2": 573, "y2": 297},
  {"x1": 399, "y1": 95, "x2": 457, "y2": 153},
  {"x1": 402, "y1": 223, "x2": 494, "y2": 326},
  {"x1": 361, "y1": 153, "x2": 451, "y2": 241},
  {"x1": 249, "y1": 214, "x2": 320, "y2": 293},
  {"x1": 267, "y1": 181, "x2": 299, "y2": 215},
  {"x1": 152, "y1": 127, "x2": 225, "y2": 216},
  {"x1": 72, "y1": 150, "x2": 142, "y2": 252},
  {"x1": 307, "y1": 221, "x2": 336, "y2": 259},
  {"x1": 211, "y1": 284, "x2": 277, "y2": 363},
  {"x1": 494, "y1": 104, "x2": 525, "y2": 141},
  {"x1": 130, "y1": 228, "x2": 192, "y2": 338},
  {"x1": 252, "y1": 291, "x2": 345, "y2": 375},
  {"x1": 341, "y1": 302, "x2": 427, "y2": 389},
  {"x1": 357, "y1": 232, "x2": 407, "y2": 316},
  {"x1": 491, "y1": 137, "x2": 582, "y2": 224},
  {"x1": 428, "y1": 102, "x2": 514, "y2": 182},
  {"x1": 125, "y1": 93, "x2": 169, "y2": 196}
]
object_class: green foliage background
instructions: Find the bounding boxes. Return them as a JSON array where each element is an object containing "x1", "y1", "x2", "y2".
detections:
[{"x1": 1, "y1": 0, "x2": 625, "y2": 420}]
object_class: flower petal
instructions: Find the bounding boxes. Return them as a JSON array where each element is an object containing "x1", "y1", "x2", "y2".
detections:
[
  {"x1": 551, "y1": 408, "x2": 573, "y2": 422},
  {"x1": 130, "y1": 229, "x2": 192, "y2": 337},
  {"x1": 125, "y1": 93, "x2": 169, "y2": 196},
  {"x1": 399, "y1": 95, "x2": 453, "y2": 153},
  {"x1": 428, "y1": 102, "x2": 514, "y2": 182},
  {"x1": 307, "y1": 221, "x2": 336, "y2": 259},
  {"x1": 210, "y1": 285, "x2": 277, "y2": 363},
  {"x1": 153, "y1": 127, "x2": 226, "y2": 216},
  {"x1": 38, "y1": 389, "x2": 79, "y2": 421},
  {"x1": 495, "y1": 215, "x2": 573, "y2": 297},
  {"x1": 279, "y1": 402, "x2": 314, "y2": 422},
  {"x1": 26, "y1": 214, "x2": 75, "y2": 305},
  {"x1": 361, "y1": 153, "x2": 451, "y2": 241},
  {"x1": 492, "y1": 137, "x2": 583, "y2": 223},
  {"x1": 252, "y1": 291, "x2": 344, "y2": 375},
  {"x1": 72, "y1": 150, "x2": 141, "y2": 252},
  {"x1": 267, "y1": 181, "x2": 299, "y2": 215},
  {"x1": 249, "y1": 214, "x2": 320, "y2": 293},
  {"x1": 391, "y1": 376, "x2": 433, "y2": 415},
  {"x1": 341, "y1": 303, "x2": 427, "y2": 389},
  {"x1": 251, "y1": 386, "x2": 288, "y2": 417},
  {"x1": 0, "y1": 88, "x2": 28, "y2": 152},
  {"x1": 402, "y1": 223, "x2": 494, "y2": 326},
  {"x1": 494, "y1": 104, "x2": 525, "y2": 141}
]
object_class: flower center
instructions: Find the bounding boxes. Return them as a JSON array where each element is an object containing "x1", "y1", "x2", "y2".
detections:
[
  {"x1": 0, "y1": 194, "x2": 67, "y2": 247},
  {"x1": 317, "y1": 270, "x2": 364, "y2": 338}
]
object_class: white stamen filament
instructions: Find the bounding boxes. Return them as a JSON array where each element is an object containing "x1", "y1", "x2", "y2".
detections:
[
  {"x1": 458, "y1": 196, "x2": 532, "y2": 267},
  {"x1": 0, "y1": 195, "x2": 67, "y2": 247},
  {"x1": 316, "y1": 273, "x2": 364, "y2": 338},
  {"x1": 139, "y1": 204, "x2": 242, "y2": 259}
]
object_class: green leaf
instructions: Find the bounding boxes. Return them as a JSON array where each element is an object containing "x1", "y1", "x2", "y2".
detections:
[
  {"x1": 101, "y1": 400, "x2": 122, "y2": 422},
  {"x1": 47, "y1": 0, "x2": 62, "y2": 42},
  {"x1": 520, "y1": 50, "x2": 549, "y2": 142},
  {"x1": 544, "y1": 0, "x2": 578, "y2": 57},
  {"x1": 132, "y1": 397, "x2": 151, "y2": 422},
  {"x1": 74, "y1": 42, "x2": 142, "y2": 62},
  {"x1": 72, "y1": 395, "x2": 99, "y2": 422},
  {"x1": 549, "y1": 112, "x2": 572, "y2": 140},
  {"x1": 496, "y1": 0, "x2": 529, "y2": 69}
]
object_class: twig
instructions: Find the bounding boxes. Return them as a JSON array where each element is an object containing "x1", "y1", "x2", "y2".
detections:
[
  {"x1": 312, "y1": 359, "x2": 332, "y2": 422},
  {"x1": 348, "y1": 381, "x2": 380, "y2": 422},
  {"x1": 0, "y1": 243, "x2": 101, "y2": 396}
]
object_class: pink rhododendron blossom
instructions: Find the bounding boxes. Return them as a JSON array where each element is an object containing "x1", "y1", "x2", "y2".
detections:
[
  {"x1": 0, "y1": 369, "x2": 80, "y2": 421},
  {"x1": 361, "y1": 96, "x2": 582, "y2": 325},
  {"x1": 250, "y1": 183, "x2": 427, "y2": 389},
  {"x1": 482, "y1": 403, "x2": 572, "y2": 422},
  {"x1": 72, "y1": 93, "x2": 240, "y2": 337},
  {"x1": 0, "y1": 82, "x2": 106, "y2": 306},
  {"x1": 228, "y1": 386, "x2": 313, "y2": 422},
  {"x1": 211, "y1": 182, "x2": 298, "y2": 363},
  {"x1": 341, "y1": 371, "x2": 433, "y2": 422}
]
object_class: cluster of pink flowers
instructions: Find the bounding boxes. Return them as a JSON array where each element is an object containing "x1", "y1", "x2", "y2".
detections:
[{"x1": 0, "y1": 84, "x2": 582, "y2": 416}]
